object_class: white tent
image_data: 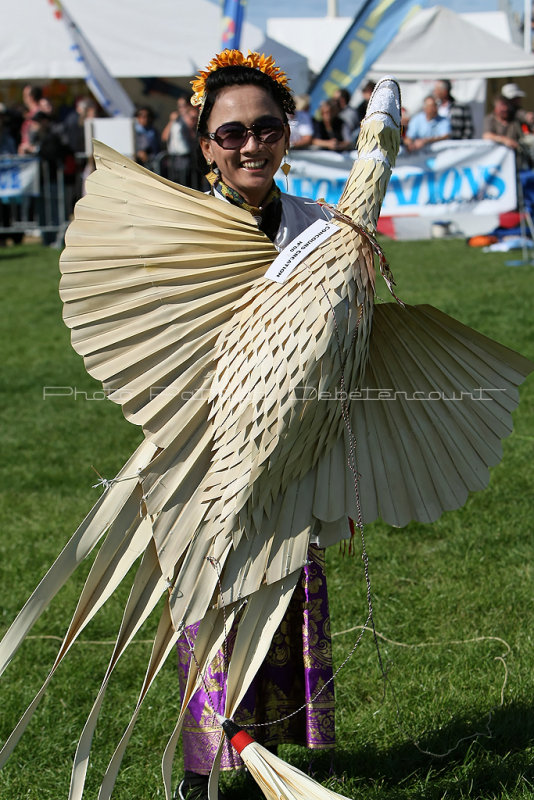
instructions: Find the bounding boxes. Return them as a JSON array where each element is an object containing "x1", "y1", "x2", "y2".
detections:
[
  {"x1": 0, "y1": 0, "x2": 309, "y2": 91},
  {"x1": 366, "y1": 6, "x2": 534, "y2": 134},
  {"x1": 269, "y1": 6, "x2": 534, "y2": 135},
  {"x1": 368, "y1": 5, "x2": 534, "y2": 80},
  {"x1": 268, "y1": 6, "x2": 534, "y2": 80}
]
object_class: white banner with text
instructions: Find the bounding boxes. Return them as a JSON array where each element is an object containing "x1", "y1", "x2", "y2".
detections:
[{"x1": 277, "y1": 140, "x2": 517, "y2": 218}]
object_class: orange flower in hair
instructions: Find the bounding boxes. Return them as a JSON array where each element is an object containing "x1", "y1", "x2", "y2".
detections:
[{"x1": 191, "y1": 49, "x2": 290, "y2": 108}]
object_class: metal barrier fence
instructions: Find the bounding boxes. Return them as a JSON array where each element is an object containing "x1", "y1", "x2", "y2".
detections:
[
  {"x1": 0, "y1": 155, "x2": 68, "y2": 245},
  {"x1": 0, "y1": 152, "x2": 206, "y2": 246}
]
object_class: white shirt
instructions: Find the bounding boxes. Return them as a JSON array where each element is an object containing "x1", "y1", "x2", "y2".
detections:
[{"x1": 167, "y1": 118, "x2": 191, "y2": 155}]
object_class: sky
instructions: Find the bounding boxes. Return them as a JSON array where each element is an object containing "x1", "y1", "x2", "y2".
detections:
[{"x1": 207, "y1": 0, "x2": 525, "y2": 38}]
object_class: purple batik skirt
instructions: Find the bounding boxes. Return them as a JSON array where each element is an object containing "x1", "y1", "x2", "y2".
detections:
[{"x1": 176, "y1": 545, "x2": 335, "y2": 773}]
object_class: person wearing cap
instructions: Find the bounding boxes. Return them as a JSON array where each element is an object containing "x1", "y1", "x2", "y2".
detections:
[
  {"x1": 483, "y1": 95, "x2": 524, "y2": 151},
  {"x1": 433, "y1": 79, "x2": 474, "y2": 140},
  {"x1": 501, "y1": 82, "x2": 534, "y2": 133}
]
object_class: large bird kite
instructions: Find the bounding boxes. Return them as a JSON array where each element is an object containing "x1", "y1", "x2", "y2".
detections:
[{"x1": 0, "y1": 78, "x2": 531, "y2": 799}]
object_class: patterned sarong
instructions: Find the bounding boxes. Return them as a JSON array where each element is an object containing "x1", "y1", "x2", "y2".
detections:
[{"x1": 177, "y1": 546, "x2": 335, "y2": 773}]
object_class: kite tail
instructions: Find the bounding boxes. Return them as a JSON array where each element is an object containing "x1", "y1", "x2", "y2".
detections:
[{"x1": 0, "y1": 439, "x2": 157, "y2": 766}]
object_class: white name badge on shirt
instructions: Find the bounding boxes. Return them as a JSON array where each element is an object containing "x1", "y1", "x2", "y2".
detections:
[{"x1": 265, "y1": 219, "x2": 340, "y2": 284}]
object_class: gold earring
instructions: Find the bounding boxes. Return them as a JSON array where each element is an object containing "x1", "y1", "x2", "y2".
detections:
[
  {"x1": 281, "y1": 150, "x2": 291, "y2": 177},
  {"x1": 206, "y1": 160, "x2": 219, "y2": 186},
  {"x1": 281, "y1": 150, "x2": 291, "y2": 190}
]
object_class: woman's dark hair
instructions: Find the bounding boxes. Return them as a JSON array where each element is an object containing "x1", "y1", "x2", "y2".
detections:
[{"x1": 197, "y1": 65, "x2": 295, "y2": 134}]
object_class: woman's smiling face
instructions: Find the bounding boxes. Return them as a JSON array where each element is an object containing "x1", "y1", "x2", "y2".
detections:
[{"x1": 200, "y1": 84, "x2": 289, "y2": 207}]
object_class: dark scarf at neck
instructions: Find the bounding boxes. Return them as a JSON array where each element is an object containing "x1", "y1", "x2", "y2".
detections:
[{"x1": 215, "y1": 179, "x2": 282, "y2": 242}]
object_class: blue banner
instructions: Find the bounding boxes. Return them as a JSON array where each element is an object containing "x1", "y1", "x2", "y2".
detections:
[
  {"x1": 309, "y1": 0, "x2": 420, "y2": 111},
  {"x1": 0, "y1": 156, "x2": 39, "y2": 199},
  {"x1": 222, "y1": 0, "x2": 247, "y2": 50}
]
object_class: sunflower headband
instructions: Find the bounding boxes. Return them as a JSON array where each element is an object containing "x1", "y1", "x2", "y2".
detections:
[{"x1": 191, "y1": 50, "x2": 292, "y2": 112}]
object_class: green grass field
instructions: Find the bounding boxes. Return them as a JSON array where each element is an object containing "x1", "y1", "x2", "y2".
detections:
[{"x1": 0, "y1": 239, "x2": 533, "y2": 799}]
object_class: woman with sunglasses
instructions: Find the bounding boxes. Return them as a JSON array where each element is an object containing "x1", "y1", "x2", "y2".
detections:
[
  {"x1": 175, "y1": 52, "x2": 335, "y2": 800},
  {"x1": 195, "y1": 52, "x2": 329, "y2": 249}
]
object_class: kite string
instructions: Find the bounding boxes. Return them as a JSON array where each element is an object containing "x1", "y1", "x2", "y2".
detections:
[
  {"x1": 331, "y1": 626, "x2": 510, "y2": 759},
  {"x1": 316, "y1": 236, "x2": 507, "y2": 757},
  {"x1": 317, "y1": 275, "x2": 386, "y2": 682}
]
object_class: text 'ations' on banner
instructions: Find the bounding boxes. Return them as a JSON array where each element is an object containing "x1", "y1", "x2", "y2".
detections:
[{"x1": 276, "y1": 141, "x2": 517, "y2": 217}]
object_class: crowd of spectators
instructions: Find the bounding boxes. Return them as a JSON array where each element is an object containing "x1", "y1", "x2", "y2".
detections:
[
  {"x1": 131, "y1": 97, "x2": 206, "y2": 190},
  {"x1": 287, "y1": 87, "x2": 364, "y2": 153},
  {"x1": 0, "y1": 84, "x2": 92, "y2": 169},
  {"x1": 1, "y1": 77, "x2": 533, "y2": 246},
  {"x1": 141, "y1": 78, "x2": 534, "y2": 194},
  {"x1": 0, "y1": 84, "x2": 100, "y2": 245},
  {"x1": 3, "y1": 78, "x2": 534, "y2": 170},
  {"x1": 403, "y1": 79, "x2": 474, "y2": 151},
  {"x1": 0, "y1": 87, "x2": 209, "y2": 246},
  {"x1": 286, "y1": 76, "x2": 528, "y2": 165},
  {"x1": 402, "y1": 78, "x2": 534, "y2": 168},
  {"x1": 132, "y1": 78, "x2": 529, "y2": 174}
]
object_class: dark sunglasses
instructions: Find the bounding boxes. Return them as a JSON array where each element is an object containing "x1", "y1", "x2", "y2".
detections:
[{"x1": 206, "y1": 117, "x2": 285, "y2": 149}]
